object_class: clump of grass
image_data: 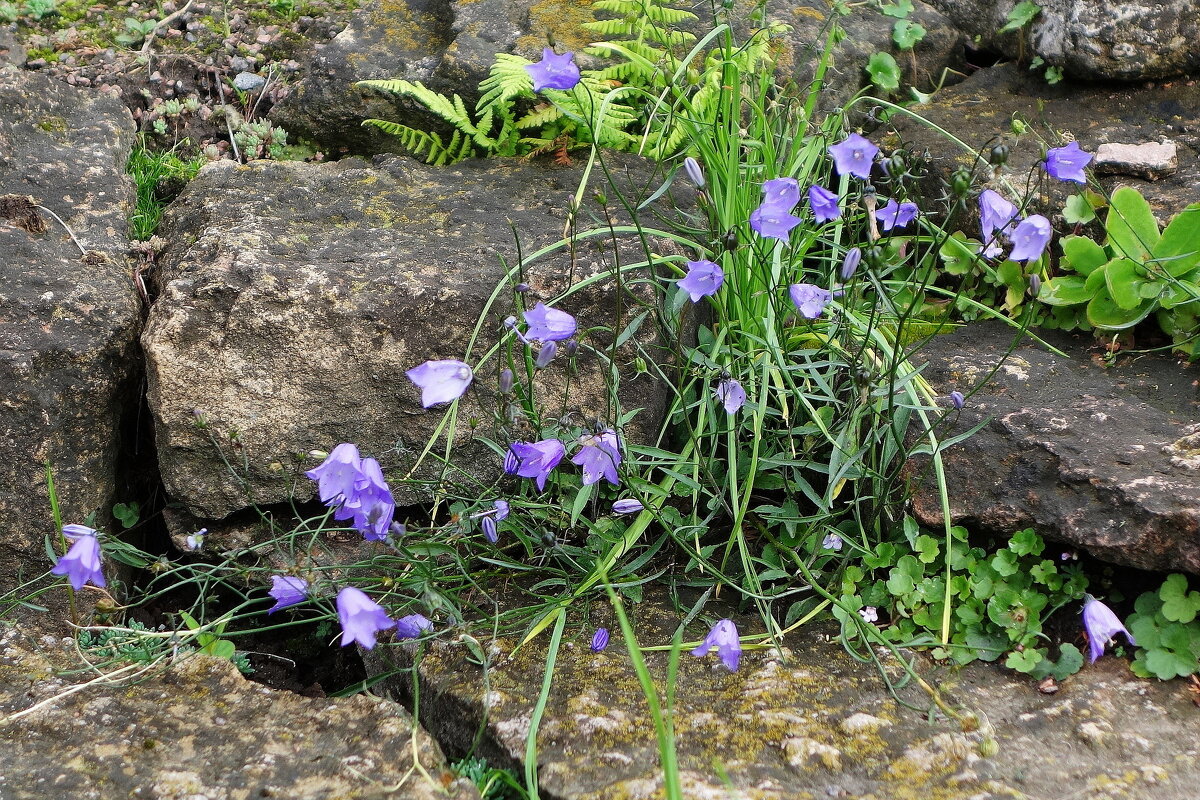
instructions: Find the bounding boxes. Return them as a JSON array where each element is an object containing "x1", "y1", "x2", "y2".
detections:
[{"x1": 126, "y1": 140, "x2": 205, "y2": 240}]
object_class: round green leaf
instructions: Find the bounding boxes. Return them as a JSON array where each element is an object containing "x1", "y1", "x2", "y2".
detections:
[{"x1": 1087, "y1": 289, "x2": 1154, "y2": 330}]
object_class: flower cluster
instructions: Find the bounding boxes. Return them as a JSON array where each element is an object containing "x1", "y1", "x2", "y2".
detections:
[
  {"x1": 975, "y1": 190, "x2": 1051, "y2": 263},
  {"x1": 306, "y1": 443, "x2": 396, "y2": 541},
  {"x1": 749, "y1": 178, "x2": 802, "y2": 241}
]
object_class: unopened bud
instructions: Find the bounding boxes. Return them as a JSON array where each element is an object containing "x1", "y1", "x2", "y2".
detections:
[
  {"x1": 1028, "y1": 274, "x2": 1041, "y2": 297},
  {"x1": 722, "y1": 228, "x2": 738, "y2": 252},
  {"x1": 535, "y1": 340, "x2": 557, "y2": 369},
  {"x1": 683, "y1": 156, "x2": 706, "y2": 189},
  {"x1": 988, "y1": 143, "x2": 1010, "y2": 167},
  {"x1": 499, "y1": 368, "x2": 514, "y2": 393}
]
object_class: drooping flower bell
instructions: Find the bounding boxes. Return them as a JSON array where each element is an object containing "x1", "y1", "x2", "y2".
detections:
[
  {"x1": 874, "y1": 198, "x2": 918, "y2": 231},
  {"x1": 523, "y1": 302, "x2": 577, "y2": 343},
  {"x1": 267, "y1": 575, "x2": 309, "y2": 613},
  {"x1": 691, "y1": 618, "x2": 741, "y2": 671},
  {"x1": 678, "y1": 259, "x2": 724, "y2": 302},
  {"x1": 714, "y1": 377, "x2": 746, "y2": 414},
  {"x1": 336, "y1": 586, "x2": 394, "y2": 649},
  {"x1": 807, "y1": 185, "x2": 841, "y2": 224},
  {"x1": 1082, "y1": 595, "x2": 1135, "y2": 663},
  {"x1": 51, "y1": 525, "x2": 106, "y2": 591},
  {"x1": 406, "y1": 360, "x2": 474, "y2": 407},
  {"x1": 1009, "y1": 215, "x2": 1052, "y2": 263},
  {"x1": 1043, "y1": 141, "x2": 1092, "y2": 184},
  {"x1": 395, "y1": 613, "x2": 434, "y2": 640},
  {"x1": 789, "y1": 283, "x2": 834, "y2": 320},
  {"x1": 505, "y1": 438, "x2": 567, "y2": 491},
  {"x1": 572, "y1": 428, "x2": 623, "y2": 486}
]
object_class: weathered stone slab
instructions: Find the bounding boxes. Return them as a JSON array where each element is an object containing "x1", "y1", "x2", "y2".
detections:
[
  {"x1": 889, "y1": 64, "x2": 1200, "y2": 223},
  {"x1": 0, "y1": 624, "x2": 477, "y2": 800},
  {"x1": 366, "y1": 591, "x2": 1200, "y2": 799},
  {"x1": 909, "y1": 321, "x2": 1200, "y2": 574},
  {"x1": 143, "y1": 154, "x2": 673, "y2": 524},
  {"x1": 926, "y1": 0, "x2": 1200, "y2": 80},
  {"x1": 270, "y1": 0, "x2": 964, "y2": 157},
  {"x1": 0, "y1": 67, "x2": 141, "y2": 620},
  {"x1": 1094, "y1": 141, "x2": 1179, "y2": 181}
]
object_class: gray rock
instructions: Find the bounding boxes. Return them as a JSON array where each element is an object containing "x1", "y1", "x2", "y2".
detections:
[
  {"x1": 271, "y1": 0, "x2": 964, "y2": 157},
  {"x1": 908, "y1": 321, "x2": 1200, "y2": 574},
  {"x1": 232, "y1": 70, "x2": 267, "y2": 92},
  {"x1": 143, "y1": 154, "x2": 675, "y2": 524},
  {"x1": 366, "y1": 588, "x2": 1200, "y2": 799},
  {"x1": 1094, "y1": 141, "x2": 1179, "y2": 180},
  {"x1": 0, "y1": 67, "x2": 141, "y2": 624},
  {"x1": 888, "y1": 64, "x2": 1200, "y2": 222},
  {"x1": 0, "y1": 28, "x2": 25, "y2": 67},
  {"x1": 0, "y1": 624, "x2": 478, "y2": 800},
  {"x1": 926, "y1": 0, "x2": 1200, "y2": 80}
]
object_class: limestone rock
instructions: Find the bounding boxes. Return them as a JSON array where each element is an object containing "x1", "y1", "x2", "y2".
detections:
[
  {"x1": 1094, "y1": 141, "x2": 1179, "y2": 180},
  {"x1": 0, "y1": 624, "x2": 477, "y2": 800},
  {"x1": 908, "y1": 321, "x2": 1200, "y2": 574},
  {"x1": 365, "y1": 588, "x2": 1200, "y2": 799},
  {"x1": 925, "y1": 0, "x2": 1200, "y2": 80},
  {"x1": 0, "y1": 67, "x2": 141, "y2": 622},
  {"x1": 271, "y1": 0, "x2": 964, "y2": 156},
  {"x1": 143, "y1": 154, "x2": 674, "y2": 523}
]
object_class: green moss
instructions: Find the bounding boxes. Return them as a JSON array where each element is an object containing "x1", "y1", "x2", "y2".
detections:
[{"x1": 36, "y1": 115, "x2": 68, "y2": 133}]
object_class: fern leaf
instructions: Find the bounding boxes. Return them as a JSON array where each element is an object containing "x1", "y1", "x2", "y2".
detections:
[
  {"x1": 362, "y1": 119, "x2": 475, "y2": 165},
  {"x1": 476, "y1": 52, "x2": 534, "y2": 111},
  {"x1": 516, "y1": 103, "x2": 564, "y2": 130},
  {"x1": 357, "y1": 79, "x2": 482, "y2": 139}
]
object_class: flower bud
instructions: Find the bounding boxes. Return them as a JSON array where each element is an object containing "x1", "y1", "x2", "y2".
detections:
[
  {"x1": 535, "y1": 340, "x2": 557, "y2": 369},
  {"x1": 949, "y1": 167, "x2": 972, "y2": 197},
  {"x1": 988, "y1": 143, "x2": 1010, "y2": 167},
  {"x1": 612, "y1": 499, "x2": 644, "y2": 515},
  {"x1": 884, "y1": 152, "x2": 906, "y2": 178},
  {"x1": 683, "y1": 156, "x2": 706, "y2": 189},
  {"x1": 950, "y1": 390, "x2": 965, "y2": 409},
  {"x1": 564, "y1": 339, "x2": 579, "y2": 357},
  {"x1": 722, "y1": 228, "x2": 738, "y2": 252},
  {"x1": 499, "y1": 368, "x2": 514, "y2": 393},
  {"x1": 840, "y1": 247, "x2": 862, "y2": 281},
  {"x1": 1028, "y1": 274, "x2": 1041, "y2": 297},
  {"x1": 515, "y1": 282, "x2": 531, "y2": 293},
  {"x1": 590, "y1": 627, "x2": 610, "y2": 652}
]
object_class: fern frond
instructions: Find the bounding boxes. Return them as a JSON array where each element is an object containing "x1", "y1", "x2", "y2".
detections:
[
  {"x1": 476, "y1": 52, "x2": 534, "y2": 111},
  {"x1": 361, "y1": 119, "x2": 475, "y2": 164},
  {"x1": 358, "y1": 79, "x2": 484, "y2": 140},
  {"x1": 516, "y1": 103, "x2": 564, "y2": 130}
]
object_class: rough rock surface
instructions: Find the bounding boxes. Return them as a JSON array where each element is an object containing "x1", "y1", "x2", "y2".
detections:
[
  {"x1": 909, "y1": 321, "x2": 1200, "y2": 574},
  {"x1": 0, "y1": 67, "x2": 141, "y2": 619},
  {"x1": 366, "y1": 591, "x2": 1200, "y2": 799},
  {"x1": 271, "y1": 0, "x2": 963, "y2": 156},
  {"x1": 0, "y1": 624, "x2": 477, "y2": 800},
  {"x1": 143, "y1": 154, "x2": 674, "y2": 524},
  {"x1": 889, "y1": 64, "x2": 1200, "y2": 222},
  {"x1": 926, "y1": 0, "x2": 1200, "y2": 80}
]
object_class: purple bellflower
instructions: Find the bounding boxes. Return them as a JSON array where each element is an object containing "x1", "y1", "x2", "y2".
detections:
[
  {"x1": 185, "y1": 528, "x2": 207, "y2": 551},
  {"x1": 1009, "y1": 215, "x2": 1052, "y2": 262},
  {"x1": 612, "y1": 498, "x2": 644, "y2": 515},
  {"x1": 395, "y1": 613, "x2": 434, "y2": 640},
  {"x1": 1082, "y1": 595, "x2": 1135, "y2": 663},
  {"x1": 337, "y1": 586, "x2": 394, "y2": 649},
  {"x1": 678, "y1": 259, "x2": 724, "y2": 302},
  {"x1": 51, "y1": 525, "x2": 105, "y2": 591},
  {"x1": 808, "y1": 185, "x2": 841, "y2": 223},
  {"x1": 822, "y1": 533, "x2": 843, "y2": 551},
  {"x1": 828, "y1": 133, "x2": 879, "y2": 180},
  {"x1": 950, "y1": 390, "x2": 965, "y2": 409},
  {"x1": 572, "y1": 429, "x2": 623, "y2": 486},
  {"x1": 306, "y1": 443, "x2": 363, "y2": 505},
  {"x1": 978, "y1": 190, "x2": 1019, "y2": 259},
  {"x1": 406, "y1": 360, "x2": 474, "y2": 407},
  {"x1": 524, "y1": 302, "x2": 577, "y2": 342},
  {"x1": 761, "y1": 178, "x2": 801, "y2": 209},
  {"x1": 714, "y1": 377, "x2": 746, "y2": 414},
  {"x1": 481, "y1": 515, "x2": 498, "y2": 543},
  {"x1": 789, "y1": 283, "x2": 834, "y2": 320},
  {"x1": 1043, "y1": 141, "x2": 1092, "y2": 184},
  {"x1": 267, "y1": 575, "x2": 309, "y2": 613},
  {"x1": 840, "y1": 247, "x2": 862, "y2": 281},
  {"x1": 749, "y1": 203, "x2": 802, "y2": 241},
  {"x1": 525, "y1": 48, "x2": 581, "y2": 92},
  {"x1": 874, "y1": 198, "x2": 919, "y2": 231},
  {"x1": 590, "y1": 627, "x2": 610, "y2": 652},
  {"x1": 691, "y1": 618, "x2": 741, "y2": 671},
  {"x1": 333, "y1": 456, "x2": 395, "y2": 541},
  {"x1": 493, "y1": 499, "x2": 510, "y2": 521},
  {"x1": 505, "y1": 438, "x2": 566, "y2": 491}
]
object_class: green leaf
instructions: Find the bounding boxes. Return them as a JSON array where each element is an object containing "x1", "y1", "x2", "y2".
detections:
[
  {"x1": 1151, "y1": 203, "x2": 1200, "y2": 277},
  {"x1": 1160, "y1": 574, "x2": 1200, "y2": 624},
  {"x1": 879, "y1": 0, "x2": 914, "y2": 18},
  {"x1": 203, "y1": 640, "x2": 237, "y2": 660},
  {"x1": 891, "y1": 19, "x2": 926, "y2": 49},
  {"x1": 991, "y1": 549, "x2": 1019, "y2": 577},
  {"x1": 1086, "y1": 289, "x2": 1155, "y2": 330},
  {"x1": 1005, "y1": 648, "x2": 1044, "y2": 672},
  {"x1": 1143, "y1": 648, "x2": 1198, "y2": 680},
  {"x1": 915, "y1": 534, "x2": 940, "y2": 563},
  {"x1": 1106, "y1": 186, "x2": 1160, "y2": 262},
  {"x1": 886, "y1": 555, "x2": 923, "y2": 597},
  {"x1": 1049, "y1": 643, "x2": 1084, "y2": 679},
  {"x1": 1104, "y1": 258, "x2": 1152, "y2": 311},
  {"x1": 1060, "y1": 235, "x2": 1109, "y2": 276},
  {"x1": 112, "y1": 502, "x2": 140, "y2": 529},
  {"x1": 1038, "y1": 276, "x2": 1092, "y2": 306},
  {"x1": 1008, "y1": 528, "x2": 1044, "y2": 557},
  {"x1": 1063, "y1": 194, "x2": 1096, "y2": 225},
  {"x1": 998, "y1": 1, "x2": 1041, "y2": 33},
  {"x1": 865, "y1": 52, "x2": 901, "y2": 92},
  {"x1": 939, "y1": 232, "x2": 978, "y2": 276}
]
